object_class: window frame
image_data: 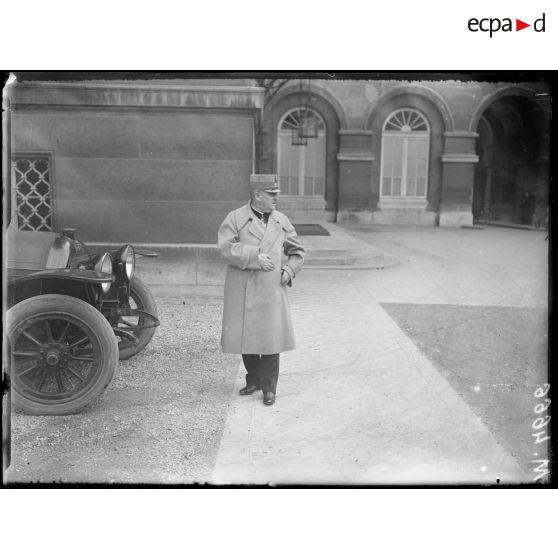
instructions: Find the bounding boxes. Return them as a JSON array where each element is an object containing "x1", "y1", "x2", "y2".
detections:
[
  {"x1": 379, "y1": 108, "x2": 431, "y2": 204},
  {"x1": 277, "y1": 107, "x2": 327, "y2": 197}
]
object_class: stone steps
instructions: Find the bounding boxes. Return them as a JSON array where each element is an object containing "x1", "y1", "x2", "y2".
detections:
[
  {"x1": 304, "y1": 251, "x2": 399, "y2": 269},
  {"x1": 107, "y1": 221, "x2": 399, "y2": 286},
  {"x1": 299, "y1": 223, "x2": 399, "y2": 269}
]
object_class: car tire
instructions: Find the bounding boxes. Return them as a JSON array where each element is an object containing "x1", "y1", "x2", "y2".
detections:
[
  {"x1": 2, "y1": 344, "x2": 11, "y2": 475},
  {"x1": 118, "y1": 276, "x2": 158, "y2": 360},
  {"x1": 7, "y1": 294, "x2": 118, "y2": 415}
]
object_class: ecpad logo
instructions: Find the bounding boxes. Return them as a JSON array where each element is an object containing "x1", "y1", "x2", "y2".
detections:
[{"x1": 468, "y1": 13, "x2": 546, "y2": 37}]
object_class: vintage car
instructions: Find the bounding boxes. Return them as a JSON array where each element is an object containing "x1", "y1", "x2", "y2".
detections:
[{"x1": 5, "y1": 225, "x2": 160, "y2": 415}]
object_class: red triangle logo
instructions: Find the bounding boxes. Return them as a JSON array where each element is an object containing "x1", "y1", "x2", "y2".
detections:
[{"x1": 516, "y1": 19, "x2": 530, "y2": 31}]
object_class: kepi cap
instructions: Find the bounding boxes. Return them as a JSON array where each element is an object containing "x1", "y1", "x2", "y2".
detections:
[{"x1": 250, "y1": 174, "x2": 280, "y2": 194}]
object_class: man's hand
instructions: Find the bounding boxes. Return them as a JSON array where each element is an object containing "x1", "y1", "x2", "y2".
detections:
[
  {"x1": 280, "y1": 270, "x2": 291, "y2": 286},
  {"x1": 258, "y1": 253, "x2": 275, "y2": 271}
]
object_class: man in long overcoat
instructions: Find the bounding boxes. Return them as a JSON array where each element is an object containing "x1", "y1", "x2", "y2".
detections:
[{"x1": 218, "y1": 174, "x2": 305, "y2": 406}]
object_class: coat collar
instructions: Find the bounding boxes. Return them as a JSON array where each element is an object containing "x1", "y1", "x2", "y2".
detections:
[
  {"x1": 237, "y1": 202, "x2": 255, "y2": 228},
  {"x1": 238, "y1": 202, "x2": 282, "y2": 248}
]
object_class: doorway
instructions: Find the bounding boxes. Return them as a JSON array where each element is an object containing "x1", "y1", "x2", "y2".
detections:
[
  {"x1": 473, "y1": 96, "x2": 549, "y2": 228},
  {"x1": 277, "y1": 107, "x2": 326, "y2": 198}
]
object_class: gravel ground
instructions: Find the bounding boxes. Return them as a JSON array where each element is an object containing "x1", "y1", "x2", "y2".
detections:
[{"x1": 6, "y1": 294, "x2": 239, "y2": 485}]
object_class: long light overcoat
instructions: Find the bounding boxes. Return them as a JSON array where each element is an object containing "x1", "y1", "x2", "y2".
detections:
[{"x1": 218, "y1": 202, "x2": 305, "y2": 355}]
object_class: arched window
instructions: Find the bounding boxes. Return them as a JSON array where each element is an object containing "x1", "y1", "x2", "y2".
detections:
[
  {"x1": 380, "y1": 108, "x2": 430, "y2": 200},
  {"x1": 277, "y1": 107, "x2": 326, "y2": 196}
]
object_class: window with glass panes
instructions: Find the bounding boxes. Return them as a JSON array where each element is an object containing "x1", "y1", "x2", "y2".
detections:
[
  {"x1": 277, "y1": 108, "x2": 326, "y2": 196},
  {"x1": 380, "y1": 109, "x2": 430, "y2": 199}
]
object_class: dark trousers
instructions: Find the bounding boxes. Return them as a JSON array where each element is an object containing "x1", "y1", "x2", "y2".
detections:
[{"x1": 242, "y1": 354, "x2": 280, "y2": 394}]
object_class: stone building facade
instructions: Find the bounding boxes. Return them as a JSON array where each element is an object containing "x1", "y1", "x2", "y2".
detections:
[
  {"x1": 5, "y1": 76, "x2": 551, "y2": 245},
  {"x1": 5, "y1": 79, "x2": 262, "y2": 244},
  {"x1": 257, "y1": 78, "x2": 551, "y2": 228}
]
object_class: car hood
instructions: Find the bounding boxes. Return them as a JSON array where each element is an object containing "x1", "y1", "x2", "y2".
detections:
[{"x1": 6, "y1": 228, "x2": 71, "y2": 277}]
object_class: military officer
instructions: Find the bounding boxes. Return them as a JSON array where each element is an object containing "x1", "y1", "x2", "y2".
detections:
[{"x1": 218, "y1": 174, "x2": 305, "y2": 406}]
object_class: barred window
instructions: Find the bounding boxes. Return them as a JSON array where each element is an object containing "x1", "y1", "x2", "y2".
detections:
[{"x1": 12, "y1": 156, "x2": 54, "y2": 231}]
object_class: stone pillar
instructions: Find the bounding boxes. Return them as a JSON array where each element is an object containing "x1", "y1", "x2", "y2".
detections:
[
  {"x1": 336, "y1": 130, "x2": 375, "y2": 222},
  {"x1": 439, "y1": 132, "x2": 479, "y2": 227}
]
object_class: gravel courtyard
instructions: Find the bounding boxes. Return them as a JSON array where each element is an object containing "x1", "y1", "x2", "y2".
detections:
[
  {"x1": 6, "y1": 293, "x2": 238, "y2": 484},
  {"x1": 5, "y1": 224, "x2": 549, "y2": 485}
]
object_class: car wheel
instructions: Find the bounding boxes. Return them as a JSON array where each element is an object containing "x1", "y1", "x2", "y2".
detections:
[
  {"x1": 117, "y1": 276, "x2": 158, "y2": 360},
  {"x1": 7, "y1": 294, "x2": 118, "y2": 415}
]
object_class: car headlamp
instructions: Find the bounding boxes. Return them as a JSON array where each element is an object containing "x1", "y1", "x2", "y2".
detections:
[
  {"x1": 121, "y1": 245, "x2": 135, "y2": 280},
  {"x1": 94, "y1": 253, "x2": 113, "y2": 293},
  {"x1": 113, "y1": 245, "x2": 135, "y2": 280}
]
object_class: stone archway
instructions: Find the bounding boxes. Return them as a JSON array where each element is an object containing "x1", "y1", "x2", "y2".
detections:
[
  {"x1": 473, "y1": 94, "x2": 549, "y2": 228},
  {"x1": 366, "y1": 90, "x2": 448, "y2": 222},
  {"x1": 260, "y1": 86, "x2": 343, "y2": 221}
]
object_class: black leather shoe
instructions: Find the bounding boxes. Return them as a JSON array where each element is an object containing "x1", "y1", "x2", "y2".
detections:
[
  {"x1": 239, "y1": 385, "x2": 259, "y2": 395},
  {"x1": 263, "y1": 392, "x2": 276, "y2": 406}
]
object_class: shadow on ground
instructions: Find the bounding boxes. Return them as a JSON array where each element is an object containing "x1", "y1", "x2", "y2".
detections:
[{"x1": 381, "y1": 303, "x2": 549, "y2": 477}]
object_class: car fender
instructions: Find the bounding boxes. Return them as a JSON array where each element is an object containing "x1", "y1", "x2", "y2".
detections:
[
  {"x1": 133, "y1": 248, "x2": 159, "y2": 258},
  {"x1": 10, "y1": 268, "x2": 114, "y2": 285}
]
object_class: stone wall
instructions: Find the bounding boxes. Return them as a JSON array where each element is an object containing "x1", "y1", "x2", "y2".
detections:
[
  {"x1": 7, "y1": 77, "x2": 550, "y2": 240},
  {"x1": 8, "y1": 81, "x2": 263, "y2": 243}
]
